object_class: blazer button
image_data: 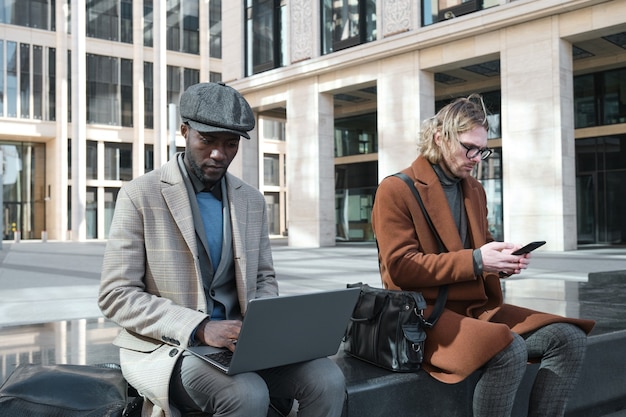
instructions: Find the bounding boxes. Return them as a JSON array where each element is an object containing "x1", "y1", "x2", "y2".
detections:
[{"x1": 169, "y1": 348, "x2": 178, "y2": 357}]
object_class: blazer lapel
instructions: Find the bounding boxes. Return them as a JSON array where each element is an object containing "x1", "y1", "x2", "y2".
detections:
[
  {"x1": 160, "y1": 159, "x2": 198, "y2": 256},
  {"x1": 225, "y1": 174, "x2": 249, "y2": 311}
]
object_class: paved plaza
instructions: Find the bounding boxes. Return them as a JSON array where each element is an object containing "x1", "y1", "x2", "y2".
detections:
[{"x1": 0, "y1": 239, "x2": 625, "y2": 327}]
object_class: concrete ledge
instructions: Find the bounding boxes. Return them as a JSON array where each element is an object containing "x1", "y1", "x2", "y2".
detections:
[{"x1": 332, "y1": 329, "x2": 626, "y2": 417}]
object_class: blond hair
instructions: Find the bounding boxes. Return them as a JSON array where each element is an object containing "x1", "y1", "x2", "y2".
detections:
[{"x1": 419, "y1": 93, "x2": 489, "y2": 164}]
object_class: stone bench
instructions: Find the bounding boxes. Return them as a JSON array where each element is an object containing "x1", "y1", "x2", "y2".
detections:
[{"x1": 331, "y1": 329, "x2": 626, "y2": 417}]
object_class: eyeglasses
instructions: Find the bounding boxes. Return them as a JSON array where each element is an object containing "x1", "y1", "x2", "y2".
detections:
[{"x1": 459, "y1": 142, "x2": 493, "y2": 160}]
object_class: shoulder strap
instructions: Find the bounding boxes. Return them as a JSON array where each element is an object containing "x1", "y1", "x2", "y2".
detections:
[{"x1": 391, "y1": 172, "x2": 448, "y2": 327}]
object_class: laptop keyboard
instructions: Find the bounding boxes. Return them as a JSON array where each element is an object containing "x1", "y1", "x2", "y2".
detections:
[{"x1": 205, "y1": 350, "x2": 233, "y2": 367}]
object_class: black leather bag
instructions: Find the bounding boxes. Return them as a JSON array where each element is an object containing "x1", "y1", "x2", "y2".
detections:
[
  {"x1": 343, "y1": 283, "x2": 434, "y2": 372},
  {"x1": 0, "y1": 363, "x2": 136, "y2": 417},
  {"x1": 343, "y1": 283, "x2": 448, "y2": 372}
]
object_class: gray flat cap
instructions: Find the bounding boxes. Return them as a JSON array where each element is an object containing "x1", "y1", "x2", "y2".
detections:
[{"x1": 179, "y1": 82, "x2": 255, "y2": 139}]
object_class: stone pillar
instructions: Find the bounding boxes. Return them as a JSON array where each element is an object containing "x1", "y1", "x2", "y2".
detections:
[
  {"x1": 501, "y1": 18, "x2": 576, "y2": 250},
  {"x1": 222, "y1": 2, "x2": 245, "y2": 81},
  {"x1": 153, "y1": 0, "x2": 167, "y2": 168},
  {"x1": 70, "y1": 0, "x2": 87, "y2": 241},
  {"x1": 286, "y1": 81, "x2": 335, "y2": 247},
  {"x1": 54, "y1": 0, "x2": 70, "y2": 240},
  {"x1": 377, "y1": 52, "x2": 435, "y2": 180},
  {"x1": 133, "y1": 0, "x2": 145, "y2": 177}
]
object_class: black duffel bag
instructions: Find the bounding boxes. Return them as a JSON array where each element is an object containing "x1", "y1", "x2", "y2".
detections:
[{"x1": 0, "y1": 363, "x2": 138, "y2": 417}]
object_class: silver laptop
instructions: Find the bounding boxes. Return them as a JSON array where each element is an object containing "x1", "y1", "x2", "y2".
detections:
[{"x1": 187, "y1": 288, "x2": 360, "y2": 375}]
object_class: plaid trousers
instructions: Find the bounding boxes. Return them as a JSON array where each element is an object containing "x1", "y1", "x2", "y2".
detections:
[{"x1": 473, "y1": 323, "x2": 587, "y2": 417}]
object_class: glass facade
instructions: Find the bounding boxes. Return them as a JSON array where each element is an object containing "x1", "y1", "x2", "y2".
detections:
[
  {"x1": 245, "y1": 0, "x2": 287, "y2": 75},
  {"x1": 322, "y1": 0, "x2": 376, "y2": 54},
  {"x1": 335, "y1": 161, "x2": 377, "y2": 241},
  {"x1": 1, "y1": 142, "x2": 46, "y2": 240},
  {"x1": 576, "y1": 136, "x2": 626, "y2": 245},
  {"x1": 86, "y1": 54, "x2": 133, "y2": 127},
  {"x1": 0, "y1": 39, "x2": 55, "y2": 120},
  {"x1": 422, "y1": 0, "x2": 499, "y2": 26},
  {"x1": 209, "y1": 0, "x2": 222, "y2": 58},
  {"x1": 334, "y1": 113, "x2": 377, "y2": 157},
  {"x1": 87, "y1": 0, "x2": 133, "y2": 43},
  {"x1": 167, "y1": 0, "x2": 200, "y2": 54},
  {"x1": 575, "y1": 68, "x2": 626, "y2": 128},
  {"x1": 0, "y1": 0, "x2": 55, "y2": 30},
  {"x1": 104, "y1": 143, "x2": 133, "y2": 181}
]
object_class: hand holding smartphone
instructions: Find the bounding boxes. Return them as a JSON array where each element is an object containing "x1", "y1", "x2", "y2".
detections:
[{"x1": 511, "y1": 240, "x2": 546, "y2": 255}]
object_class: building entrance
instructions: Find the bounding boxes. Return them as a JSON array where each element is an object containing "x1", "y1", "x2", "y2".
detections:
[
  {"x1": 1, "y1": 143, "x2": 46, "y2": 241},
  {"x1": 576, "y1": 136, "x2": 626, "y2": 246}
]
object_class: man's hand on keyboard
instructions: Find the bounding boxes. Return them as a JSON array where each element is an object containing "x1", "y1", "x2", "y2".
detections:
[{"x1": 197, "y1": 319, "x2": 242, "y2": 352}]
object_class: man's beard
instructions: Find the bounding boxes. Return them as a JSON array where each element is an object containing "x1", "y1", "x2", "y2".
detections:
[{"x1": 188, "y1": 156, "x2": 213, "y2": 188}]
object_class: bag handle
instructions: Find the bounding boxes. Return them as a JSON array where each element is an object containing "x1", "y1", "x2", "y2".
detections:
[{"x1": 390, "y1": 172, "x2": 448, "y2": 328}]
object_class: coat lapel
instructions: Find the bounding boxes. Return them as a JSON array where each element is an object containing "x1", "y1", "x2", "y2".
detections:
[{"x1": 410, "y1": 157, "x2": 465, "y2": 252}]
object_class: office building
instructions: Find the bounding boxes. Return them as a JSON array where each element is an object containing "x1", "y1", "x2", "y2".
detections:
[{"x1": 1, "y1": 0, "x2": 625, "y2": 250}]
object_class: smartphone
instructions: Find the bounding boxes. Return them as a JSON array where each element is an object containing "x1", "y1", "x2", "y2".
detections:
[{"x1": 512, "y1": 241, "x2": 546, "y2": 255}]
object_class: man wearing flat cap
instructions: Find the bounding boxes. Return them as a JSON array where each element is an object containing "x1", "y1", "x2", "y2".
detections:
[{"x1": 99, "y1": 82, "x2": 345, "y2": 417}]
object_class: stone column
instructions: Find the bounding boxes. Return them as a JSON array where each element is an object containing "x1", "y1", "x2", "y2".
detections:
[
  {"x1": 377, "y1": 52, "x2": 435, "y2": 180},
  {"x1": 501, "y1": 18, "x2": 576, "y2": 250},
  {"x1": 70, "y1": 0, "x2": 86, "y2": 241},
  {"x1": 286, "y1": 80, "x2": 335, "y2": 247}
]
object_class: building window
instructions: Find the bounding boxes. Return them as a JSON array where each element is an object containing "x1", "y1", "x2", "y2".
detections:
[
  {"x1": 19, "y1": 43, "x2": 30, "y2": 118},
  {"x1": 334, "y1": 113, "x2": 377, "y2": 157},
  {"x1": 335, "y1": 161, "x2": 377, "y2": 241},
  {"x1": 48, "y1": 47, "x2": 55, "y2": 121},
  {"x1": 209, "y1": 0, "x2": 222, "y2": 58},
  {"x1": 209, "y1": 71, "x2": 222, "y2": 82},
  {"x1": 245, "y1": 0, "x2": 287, "y2": 76},
  {"x1": 144, "y1": 62, "x2": 154, "y2": 128},
  {"x1": 86, "y1": 140, "x2": 98, "y2": 180},
  {"x1": 475, "y1": 147, "x2": 503, "y2": 241},
  {"x1": 264, "y1": 192, "x2": 280, "y2": 235},
  {"x1": 87, "y1": 0, "x2": 133, "y2": 43},
  {"x1": 167, "y1": 0, "x2": 200, "y2": 54},
  {"x1": 86, "y1": 54, "x2": 133, "y2": 126},
  {"x1": 6, "y1": 41, "x2": 17, "y2": 117},
  {"x1": 145, "y1": 144, "x2": 154, "y2": 173},
  {"x1": 575, "y1": 67, "x2": 626, "y2": 128},
  {"x1": 576, "y1": 135, "x2": 626, "y2": 245},
  {"x1": 264, "y1": 154, "x2": 280, "y2": 186},
  {"x1": 105, "y1": 142, "x2": 133, "y2": 181},
  {"x1": 104, "y1": 187, "x2": 120, "y2": 238},
  {"x1": 121, "y1": 58, "x2": 133, "y2": 126},
  {"x1": 321, "y1": 0, "x2": 376, "y2": 55},
  {"x1": 167, "y1": 65, "x2": 199, "y2": 126},
  {"x1": 144, "y1": 0, "x2": 153, "y2": 47},
  {"x1": 86, "y1": 187, "x2": 98, "y2": 239},
  {"x1": 0, "y1": 0, "x2": 55, "y2": 31},
  {"x1": 422, "y1": 0, "x2": 489, "y2": 26},
  {"x1": 262, "y1": 118, "x2": 286, "y2": 141}
]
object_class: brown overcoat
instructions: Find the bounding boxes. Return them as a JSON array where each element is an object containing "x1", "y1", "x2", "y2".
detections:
[{"x1": 371, "y1": 155, "x2": 595, "y2": 383}]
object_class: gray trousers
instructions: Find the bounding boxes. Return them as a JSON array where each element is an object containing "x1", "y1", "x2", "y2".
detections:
[
  {"x1": 170, "y1": 351, "x2": 345, "y2": 417},
  {"x1": 473, "y1": 323, "x2": 588, "y2": 417}
]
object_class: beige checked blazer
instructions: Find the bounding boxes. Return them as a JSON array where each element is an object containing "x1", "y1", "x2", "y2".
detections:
[{"x1": 98, "y1": 155, "x2": 278, "y2": 417}]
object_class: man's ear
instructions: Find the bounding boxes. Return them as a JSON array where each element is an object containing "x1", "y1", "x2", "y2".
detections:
[
  {"x1": 180, "y1": 123, "x2": 188, "y2": 138},
  {"x1": 433, "y1": 130, "x2": 441, "y2": 147}
]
